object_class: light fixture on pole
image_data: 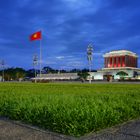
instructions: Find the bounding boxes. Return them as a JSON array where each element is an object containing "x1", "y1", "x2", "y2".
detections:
[
  {"x1": 87, "y1": 44, "x2": 93, "y2": 83},
  {"x1": 0, "y1": 60, "x2": 5, "y2": 82},
  {"x1": 33, "y1": 54, "x2": 38, "y2": 83}
]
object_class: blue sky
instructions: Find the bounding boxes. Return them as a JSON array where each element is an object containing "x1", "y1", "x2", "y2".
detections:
[{"x1": 0, "y1": 0, "x2": 140, "y2": 70}]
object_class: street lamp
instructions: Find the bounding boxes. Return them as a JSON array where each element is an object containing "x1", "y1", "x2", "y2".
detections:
[
  {"x1": 33, "y1": 54, "x2": 38, "y2": 83},
  {"x1": 87, "y1": 44, "x2": 93, "y2": 83},
  {"x1": 0, "y1": 60, "x2": 5, "y2": 82}
]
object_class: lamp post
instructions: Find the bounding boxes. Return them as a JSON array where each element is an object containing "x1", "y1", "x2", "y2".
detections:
[
  {"x1": 0, "y1": 60, "x2": 5, "y2": 82},
  {"x1": 33, "y1": 54, "x2": 38, "y2": 83},
  {"x1": 87, "y1": 44, "x2": 93, "y2": 83}
]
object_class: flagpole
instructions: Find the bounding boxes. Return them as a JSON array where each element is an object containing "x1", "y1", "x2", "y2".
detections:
[
  {"x1": 40, "y1": 37, "x2": 42, "y2": 78},
  {"x1": 30, "y1": 30, "x2": 42, "y2": 79}
]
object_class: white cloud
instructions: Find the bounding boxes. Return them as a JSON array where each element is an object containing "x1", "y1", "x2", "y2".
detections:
[{"x1": 56, "y1": 56, "x2": 65, "y2": 59}]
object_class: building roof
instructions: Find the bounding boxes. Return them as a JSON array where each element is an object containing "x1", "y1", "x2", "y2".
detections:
[
  {"x1": 102, "y1": 67, "x2": 140, "y2": 71},
  {"x1": 103, "y1": 50, "x2": 138, "y2": 57}
]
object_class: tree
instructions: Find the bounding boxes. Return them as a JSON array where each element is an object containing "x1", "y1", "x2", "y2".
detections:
[
  {"x1": 26, "y1": 69, "x2": 39, "y2": 78},
  {"x1": 78, "y1": 71, "x2": 89, "y2": 82},
  {"x1": 116, "y1": 71, "x2": 128, "y2": 79},
  {"x1": 70, "y1": 69, "x2": 80, "y2": 73},
  {"x1": 14, "y1": 68, "x2": 26, "y2": 80},
  {"x1": 0, "y1": 67, "x2": 26, "y2": 81},
  {"x1": 42, "y1": 66, "x2": 57, "y2": 73}
]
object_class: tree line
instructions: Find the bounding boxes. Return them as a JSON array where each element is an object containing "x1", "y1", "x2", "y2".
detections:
[{"x1": 0, "y1": 66, "x2": 96, "y2": 81}]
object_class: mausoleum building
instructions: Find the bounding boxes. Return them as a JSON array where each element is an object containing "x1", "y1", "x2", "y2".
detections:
[{"x1": 90, "y1": 50, "x2": 140, "y2": 80}]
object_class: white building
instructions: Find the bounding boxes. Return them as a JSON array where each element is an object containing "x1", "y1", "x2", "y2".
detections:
[
  {"x1": 34, "y1": 73, "x2": 79, "y2": 81},
  {"x1": 90, "y1": 50, "x2": 140, "y2": 81}
]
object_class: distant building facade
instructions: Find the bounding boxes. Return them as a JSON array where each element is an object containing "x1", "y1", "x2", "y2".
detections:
[
  {"x1": 103, "y1": 50, "x2": 138, "y2": 68},
  {"x1": 35, "y1": 73, "x2": 79, "y2": 81},
  {"x1": 90, "y1": 50, "x2": 140, "y2": 80}
]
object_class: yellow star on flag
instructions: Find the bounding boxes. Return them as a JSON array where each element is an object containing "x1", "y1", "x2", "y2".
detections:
[
  {"x1": 33, "y1": 34, "x2": 37, "y2": 38},
  {"x1": 30, "y1": 31, "x2": 42, "y2": 41}
]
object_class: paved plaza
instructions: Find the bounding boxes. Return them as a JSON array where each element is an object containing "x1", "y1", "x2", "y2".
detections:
[{"x1": 0, "y1": 117, "x2": 140, "y2": 140}]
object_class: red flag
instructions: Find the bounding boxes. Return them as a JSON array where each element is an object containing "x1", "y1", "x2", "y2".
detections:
[{"x1": 30, "y1": 31, "x2": 42, "y2": 41}]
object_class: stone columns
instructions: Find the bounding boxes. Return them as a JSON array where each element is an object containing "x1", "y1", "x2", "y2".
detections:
[
  {"x1": 124, "y1": 56, "x2": 126, "y2": 67},
  {"x1": 116, "y1": 57, "x2": 118, "y2": 67},
  {"x1": 120, "y1": 56, "x2": 122, "y2": 67},
  {"x1": 122, "y1": 56, "x2": 125, "y2": 67},
  {"x1": 136, "y1": 58, "x2": 138, "y2": 67},
  {"x1": 107, "y1": 57, "x2": 109, "y2": 68},
  {"x1": 108, "y1": 57, "x2": 110, "y2": 68},
  {"x1": 112, "y1": 57, "x2": 114, "y2": 67},
  {"x1": 125, "y1": 55, "x2": 128, "y2": 67},
  {"x1": 110, "y1": 57, "x2": 112, "y2": 67}
]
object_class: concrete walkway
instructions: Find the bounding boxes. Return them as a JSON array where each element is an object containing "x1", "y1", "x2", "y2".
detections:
[{"x1": 0, "y1": 117, "x2": 140, "y2": 140}]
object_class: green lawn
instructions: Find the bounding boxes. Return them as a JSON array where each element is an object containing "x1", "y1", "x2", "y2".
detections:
[{"x1": 0, "y1": 83, "x2": 140, "y2": 136}]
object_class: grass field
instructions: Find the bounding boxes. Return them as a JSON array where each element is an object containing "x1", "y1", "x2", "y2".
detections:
[{"x1": 0, "y1": 83, "x2": 140, "y2": 136}]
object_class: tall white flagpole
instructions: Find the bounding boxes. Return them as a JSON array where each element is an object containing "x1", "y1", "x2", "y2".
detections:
[{"x1": 40, "y1": 31, "x2": 42, "y2": 78}]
